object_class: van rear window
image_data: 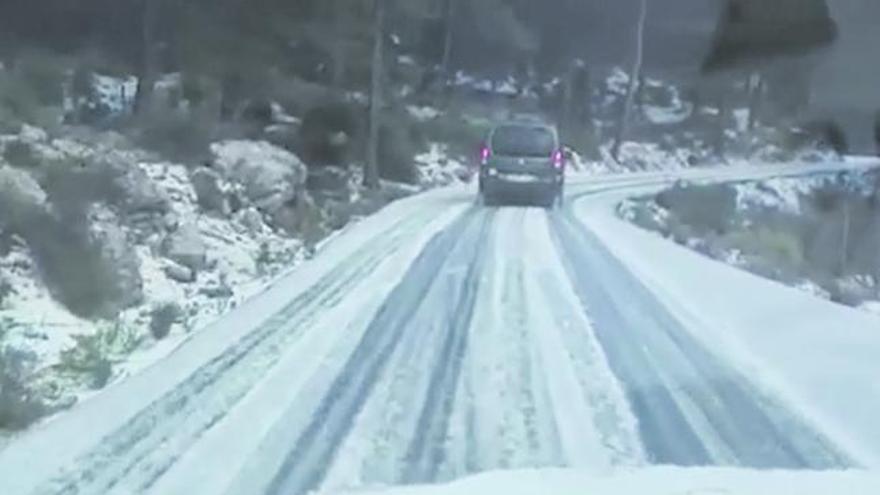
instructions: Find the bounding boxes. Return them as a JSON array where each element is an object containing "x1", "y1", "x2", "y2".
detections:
[{"x1": 491, "y1": 126, "x2": 556, "y2": 157}]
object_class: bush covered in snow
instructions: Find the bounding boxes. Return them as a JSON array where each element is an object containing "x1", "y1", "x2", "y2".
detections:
[
  {"x1": 3, "y1": 140, "x2": 39, "y2": 169},
  {"x1": 623, "y1": 170, "x2": 880, "y2": 313},
  {"x1": 656, "y1": 182, "x2": 738, "y2": 234},
  {"x1": 133, "y1": 109, "x2": 215, "y2": 162},
  {"x1": 298, "y1": 101, "x2": 359, "y2": 166},
  {"x1": 378, "y1": 124, "x2": 420, "y2": 184},
  {"x1": 149, "y1": 303, "x2": 180, "y2": 341},
  {"x1": 0, "y1": 343, "x2": 46, "y2": 430}
]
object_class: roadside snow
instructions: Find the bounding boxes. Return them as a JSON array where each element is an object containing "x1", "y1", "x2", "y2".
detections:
[
  {"x1": 0, "y1": 246, "x2": 92, "y2": 365},
  {"x1": 600, "y1": 142, "x2": 689, "y2": 172},
  {"x1": 406, "y1": 106, "x2": 442, "y2": 122},
  {"x1": 110, "y1": 159, "x2": 305, "y2": 379},
  {"x1": 606, "y1": 68, "x2": 629, "y2": 95},
  {"x1": 334, "y1": 466, "x2": 880, "y2": 495},
  {"x1": 643, "y1": 104, "x2": 691, "y2": 125},
  {"x1": 415, "y1": 143, "x2": 469, "y2": 187},
  {"x1": 861, "y1": 301, "x2": 880, "y2": 315},
  {"x1": 733, "y1": 176, "x2": 826, "y2": 214}
]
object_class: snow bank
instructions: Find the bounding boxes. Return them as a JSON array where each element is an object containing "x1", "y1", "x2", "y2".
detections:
[
  {"x1": 600, "y1": 142, "x2": 692, "y2": 172},
  {"x1": 415, "y1": 143, "x2": 469, "y2": 186},
  {"x1": 732, "y1": 176, "x2": 828, "y2": 214},
  {"x1": 335, "y1": 467, "x2": 880, "y2": 495}
]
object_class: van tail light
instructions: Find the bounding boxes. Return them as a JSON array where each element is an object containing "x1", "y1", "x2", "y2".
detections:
[
  {"x1": 480, "y1": 146, "x2": 491, "y2": 166},
  {"x1": 552, "y1": 149, "x2": 564, "y2": 169}
]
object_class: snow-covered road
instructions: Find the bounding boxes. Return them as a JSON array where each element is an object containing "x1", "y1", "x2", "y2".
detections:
[{"x1": 2, "y1": 161, "x2": 879, "y2": 495}]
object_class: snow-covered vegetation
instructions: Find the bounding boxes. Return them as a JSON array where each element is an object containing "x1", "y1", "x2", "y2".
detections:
[{"x1": 620, "y1": 170, "x2": 880, "y2": 315}]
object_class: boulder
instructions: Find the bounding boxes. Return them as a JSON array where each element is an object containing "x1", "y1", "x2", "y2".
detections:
[
  {"x1": 115, "y1": 163, "x2": 168, "y2": 214},
  {"x1": 0, "y1": 166, "x2": 48, "y2": 228},
  {"x1": 238, "y1": 207, "x2": 266, "y2": 235},
  {"x1": 161, "y1": 223, "x2": 207, "y2": 272},
  {"x1": 830, "y1": 277, "x2": 876, "y2": 307},
  {"x1": 270, "y1": 193, "x2": 324, "y2": 240},
  {"x1": 190, "y1": 167, "x2": 229, "y2": 214},
  {"x1": 209, "y1": 141, "x2": 307, "y2": 214},
  {"x1": 91, "y1": 221, "x2": 144, "y2": 312},
  {"x1": 163, "y1": 261, "x2": 195, "y2": 283},
  {"x1": 306, "y1": 166, "x2": 350, "y2": 196},
  {"x1": 19, "y1": 125, "x2": 48, "y2": 144},
  {"x1": 200, "y1": 284, "x2": 234, "y2": 299}
]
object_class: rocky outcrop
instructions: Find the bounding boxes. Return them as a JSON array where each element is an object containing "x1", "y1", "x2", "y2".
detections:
[
  {"x1": 89, "y1": 218, "x2": 144, "y2": 313},
  {"x1": 209, "y1": 140, "x2": 315, "y2": 234},
  {"x1": 160, "y1": 223, "x2": 207, "y2": 272},
  {"x1": 190, "y1": 167, "x2": 228, "y2": 214},
  {"x1": 210, "y1": 140, "x2": 306, "y2": 208},
  {"x1": 0, "y1": 166, "x2": 48, "y2": 228}
]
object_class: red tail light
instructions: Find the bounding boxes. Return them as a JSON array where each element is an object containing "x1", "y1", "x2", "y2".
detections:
[
  {"x1": 552, "y1": 149, "x2": 564, "y2": 169},
  {"x1": 480, "y1": 146, "x2": 491, "y2": 165}
]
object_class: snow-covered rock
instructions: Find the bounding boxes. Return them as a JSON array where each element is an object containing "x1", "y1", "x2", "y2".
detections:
[
  {"x1": 161, "y1": 223, "x2": 208, "y2": 272},
  {"x1": 162, "y1": 261, "x2": 195, "y2": 284},
  {"x1": 88, "y1": 212, "x2": 144, "y2": 311},
  {"x1": 92, "y1": 75, "x2": 138, "y2": 115},
  {"x1": 238, "y1": 208, "x2": 267, "y2": 235},
  {"x1": 114, "y1": 163, "x2": 168, "y2": 214},
  {"x1": 210, "y1": 140, "x2": 307, "y2": 213},
  {"x1": 0, "y1": 166, "x2": 48, "y2": 220},
  {"x1": 415, "y1": 144, "x2": 469, "y2": 187},
  {"x1": 190, "y1": 167, "x2": 228, "y2": 214},
  {"x1": 602, "y1": 142, "x2": 688, "y2": 172},
  {"x1": 605, "y1": 67, "x2": 630, "y2": 95},
  {"x1": 406, "y1": 105, "x2": 441, "y2": 122},
  {"x1": 19, "y1": 125, "x2": 48, "y2": 144},
  {"x1": 307, "y1": 166, "x2": 351, "y2": 196}
]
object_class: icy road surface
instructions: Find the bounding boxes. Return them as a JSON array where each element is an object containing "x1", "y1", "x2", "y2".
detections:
[{"x1": 1, "y1": 161, "x2": 879, "y2": 495}]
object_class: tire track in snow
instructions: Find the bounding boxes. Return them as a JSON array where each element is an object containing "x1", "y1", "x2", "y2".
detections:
[
  {"x1": 415, "y1": 208, "x2": 564, "y2": 482},
  {"x1": 488, "y1": 209, "x2": 563, "y2": 471},
  {"x1": 528, "y1": 211, "x2": 645, "y2": 467},
  {"x1": 400, "y1": 209, "x2": 494, "y2": 484},
  {"x1": 551, "y1": 207, "x2": 853, "y2": 469},
  {"x1": 33, "y1": 211, "x2": 439, "y2": 495},
  {"x1": 265, "y1": 208, "x2": 493, "y2": 495},
  {"x1": 315, "y1": 208, "x2": 499, "y2": 492}
]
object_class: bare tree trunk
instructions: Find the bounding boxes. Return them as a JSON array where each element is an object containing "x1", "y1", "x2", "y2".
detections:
[
  {"x1": 365, "y1": 0, "x2": 386, "y2": 189},
  {"x1": 611, "y1": 0, "x2": 648, "y2": 163},
  {"x1": 715, "y1": 93, "x2": 730, "y2": 159},
  {"x1": 746, "y1": 72, "x2": 763, "y2": 130},
  {"x1": 635, "y1": 74, "x2": 647, "y2": 116},
  {"x1": 331, "y1": 0, "x2": 347, "y2": 88},
  {"x1": 873, "y1": 110, "x2": 880, "y2": 157},
  {"x1": 440, "y1": 0, "x2": 456, "y2": 78},
  {"x1": 133, "y1": 0, "x2": 159, "y2": 116}
]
